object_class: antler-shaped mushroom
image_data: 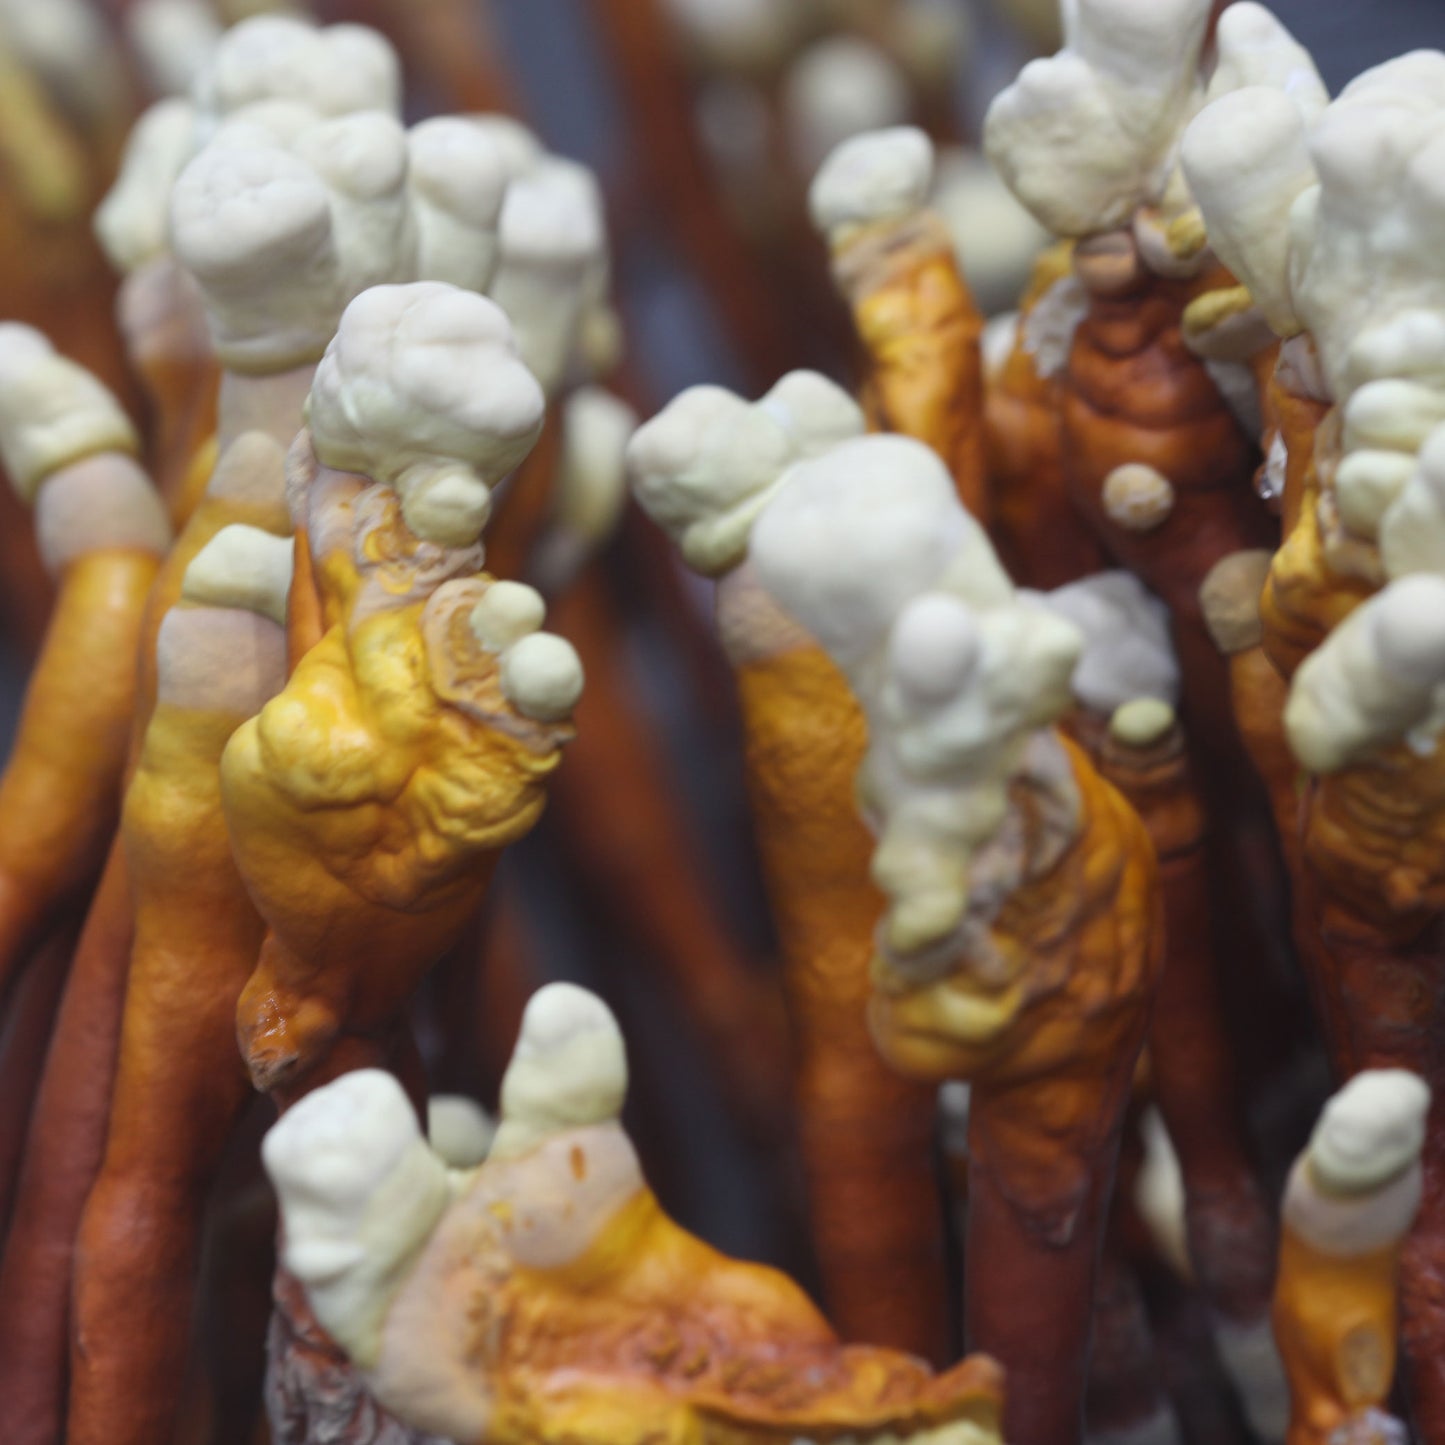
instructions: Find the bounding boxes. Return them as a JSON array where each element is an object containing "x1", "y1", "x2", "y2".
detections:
[
  {"x1": 223, "y1": 282, "x2": 574, "y2": 1101},
  {"x1": 1279, "y1": 572, "x2": 1445, "y2": 1433},
  {"x1": 627, "y1": 374, "x2": 952, "y2": 1360},
  {"x1": 264, "y1": 983, "x2": 1007, "y2": 1445},
  {"x1": 1274, "y1": 1071, "x2": 1429, "y2": 1445},
  {"x1": 1047, "y1": 571, "x2": 1287, "y2": 1432},
  {"x1": 749, "y1": 432, "x2": 1162, "y2": 1445},
  {"x1": 809, "y1": 126, "x2": 988, "y2": 518},
  {"x1": 0, "y1": 325, "x2": 168, "y2": 1012}
]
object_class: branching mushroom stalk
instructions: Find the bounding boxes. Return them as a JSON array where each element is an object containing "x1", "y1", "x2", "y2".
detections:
[
  {"x1": 809, "y1": 126, "x2": 988, "y2": 520},
  {"x1": 628, "y1": 374, "x2": 953, "y2": 1361},
  {"x1": 0, "y1": 326, "x2": 169, "y2": 1018},
  {"x1": 263, "y1": 982, "x2": 1008, "y2": 1445},
  {"x1": 1273, "y1": 1071, "x2": 1429, "y2": 1445},
  {"x1": 749, "y1": 432, "x2": 1163, "y2": 1445}
]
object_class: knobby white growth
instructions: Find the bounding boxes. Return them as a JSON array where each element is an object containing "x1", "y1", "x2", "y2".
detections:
[
  {"x1": 263, "y1": 1067, "x2": 452, "y2": 1369},
  {"x1": 0, "y1": 325, "x2": 138, "y2": 501},
  {"x1": 408, "y1": 116, "x2": 509, "y2": 294},
  {"x1": 983, "y1": 0, "x2": 1211, "y2": 237},
  {"x1": 306, "y1": 282, "x2": 545, "y2": 548},
  {"x1": 94, "y1": 98, "x2": 198, "y2": 274},
  {"x1": 193, "y1": 14, "x2": 401, "y2": 138},
  {"x1": 1284, "y1": 1070, "x2": 1429, "y2": 1260},
  {"x1": 750, "y1": 434, "x2": 1083, "y2": 969},
  {"x1": 169, "y1": 109, "x2": 416, "y2": 373},
  {"x1": 487, "y1": 159, "x2": 608, "y2": 396},
  {"x1": 181, "y1": 523, "x2": 295, "y2": 625},
  {"x1": 627, "y1": 370, "x2": 864, "y2": 577},
  {"x1": 1286, "y1": 574, "x2": 1445, "y2": 772},
  {"x1": 809, "y1": 125, "x2": 934, "y2": 243},
  {"x1": 1033, "y1": 571, "x2": 1179, "y2": 716}
]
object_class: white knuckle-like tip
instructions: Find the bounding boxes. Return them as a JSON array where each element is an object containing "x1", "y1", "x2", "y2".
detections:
[
  {"x1": 181, "y1": 523, "x2": 293, "y2": 624},
  {"x1": 0, "y1": 327, "x2": 139, "y2": 498},
  {"x1": 426, "y1": 1095, "x2": 495, "y2": 1169},
  {"x1": 1310, "y1": 1069, "x2": 1431, "y2": 1194},
  {"x1": 464, "y1": 115, "x2": 544, "y2": 181},
  {"x1": 262, "y1": 1068, "x2": 419, "y2": 1202},
  {"x1": 398, "y1": 465, "x2": 492, "y2": 547},
  {"x1": 627, "y1": 374, "x2": 862, "y2": 576},
  {"x1": 1182, "y1": 87, "x2": 1307, "y2": 188},
  {"x1": 497, "y1": 164, "x2": 605, "y2": 265},
  {"x1": 809, "y1": 125, "x2": 934, "y2": 236},
  {"x1": 785, "y1": 37, "x2": 913, "y2": 177},
  {"x1": 170, "y1": 142, "x2": 331, "y2": 282},
  {"x1": 499, "y1": 632, "x2": 583, "y2": 722},
  {"x1": 469, "y1": 580, "x2": 545, "y2": 652},
  {"x1": 493, "y1": 983, "x2": 628, "y2": 1157},
  {"x1": 94, "y1": 98, "x2": 198, "y2": 273},
  {"x1": 293, "y1": 111, "x2": 409, "y2": 202},
  {"x1": 890, "y1": 594, "x2": 982, "y2": 705},
  {"x1": 309, "y1": 282, "x2": 545, "y2": 491},
  {"x1": 751, "y1": 433, "x2": 971, "y2": 659},
  {"x1": 1372, "y1": 574, "x2": 1445, "y2": 681},
  {"x1": 408, "y1": 117, "x2": 508, "y2": 225},
  {"x1": 515, "y1": 983, "x2": 619, "y2": 1061},
  {"x1": 203, "y1": 15, "x2": 400, "y2": 124}
]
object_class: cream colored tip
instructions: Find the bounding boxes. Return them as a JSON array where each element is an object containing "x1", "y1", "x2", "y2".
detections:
[
  {"x1": 262, "y1": 1067, "x2": 450, "y2": 1368},
  {"x1": 1199, "y1": 548, "x2": 1272, "y2": 655},
  {"x1": 307, "y1": 282, "x2": 545, "y2": 535},
  {"x1": 1110, "y1": 697, "x2": 1177, "y2": 747},
  {"x1": 491, "y1": 984, "x2": 628, "y2": 1160},
  {"x1": 128, "y1": 0, "x2": 222, "y2": 97},
  {"x1": 808, "y1": 125, "x2": 934, "y2": 239},
  {"x1": 487, "y1": 160, "x2": 607, "y2": 395},
  {"x1": 465, "y1": 115, "x2": 544, "y2": 182},
  {"x1": 1286, "y1": 574, "x2": 1445, "y2": 772},
  {"x1": 181, "y1": 523, "x2": 294, "y2": 625},
  {"x1": 1309, "y1": 1069, "x2": 1430, "y2": 1195},
  {"x1": 169, "y1": 135, "x2": 346, "y2": 372},
  {"x1": 1206, "y1": 3, "x2": 1327, "y2": 117},
  {"x1": 408, "y1": 117, "x2": 508, "y2": 294},
  {"x1": 1181, "y1": 87, "x2": 1317, "y2": 337},
  {"x1": 984, "y1": 0, "x2": 1212, "y2": 237},
  {"x1": 749, "y1": 433, "x2": 988, "y2": 664},
  {"x1": 1381, "y1": 424, "x2": 1445, "y2": 580},
  {"x1": 196, "y1": 15, "x2": 401, "y2": 127},
  {"x1": 1102, "y1": 462, "x2": 1174, "y2": 532},
  {"x1": 785, "y1": 39, "x2": 913, "y2": 180},
  {"x1": 499, "y1": 632, "x2": 584, "y2": 723},
  {"x1": 94, "y1": 98, "x2": 198, "y2": 274},
  {"x1": 0, "y1": 325, "x2": 138, "y2": 501},
  {"x1": 426, "y1": 1095, "x2": 495, "y2": 1170},
  {"x1": 1039, "y1": 571, "x2": 1179, "y2": 714},
  {"x1": 626, "y1": 371, "x2": 863, "y2": 577},
  {"x1": 468, "y1": 580, "x2": 545, "y2": 652},
  {"x1": 1288, "y1": 54, "x2": 1445, "y2": 401}
]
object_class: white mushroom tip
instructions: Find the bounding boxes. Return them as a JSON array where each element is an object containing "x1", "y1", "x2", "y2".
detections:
[
  {"x1": 809, "y1": 125, "x2": 934, "y2": 237},
  {"x1": 492, "y1": 983, "x2": 629, "y2": 1158},
  {"x1": 499, "y1": 632, "x2": 584, "y2": 722},
  {"x1": 1109, "y1": 696, "x2": 1177, "y2": 747},
  {"x1": 469, "y1": 580, "x2": 546, "y2": 652},
  {"x1": 180, "y1": 523, "x2": 294, "y2": 625},
  {"x1": 426, "y1": 1095, "x2": 495, "y2": 1169},
  {"x1": 1309, "y1": 1069, "x2": 1431, "y2": 1195}
]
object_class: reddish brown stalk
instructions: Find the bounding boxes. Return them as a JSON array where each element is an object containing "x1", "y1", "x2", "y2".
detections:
[{"x1": 0, "y1": 843, "x2": 134, "y2": 1445}]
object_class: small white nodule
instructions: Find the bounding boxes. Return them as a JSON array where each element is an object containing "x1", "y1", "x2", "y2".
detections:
[{"x1": 499, "y1": 633, "x2": 584, "y2": 723}]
